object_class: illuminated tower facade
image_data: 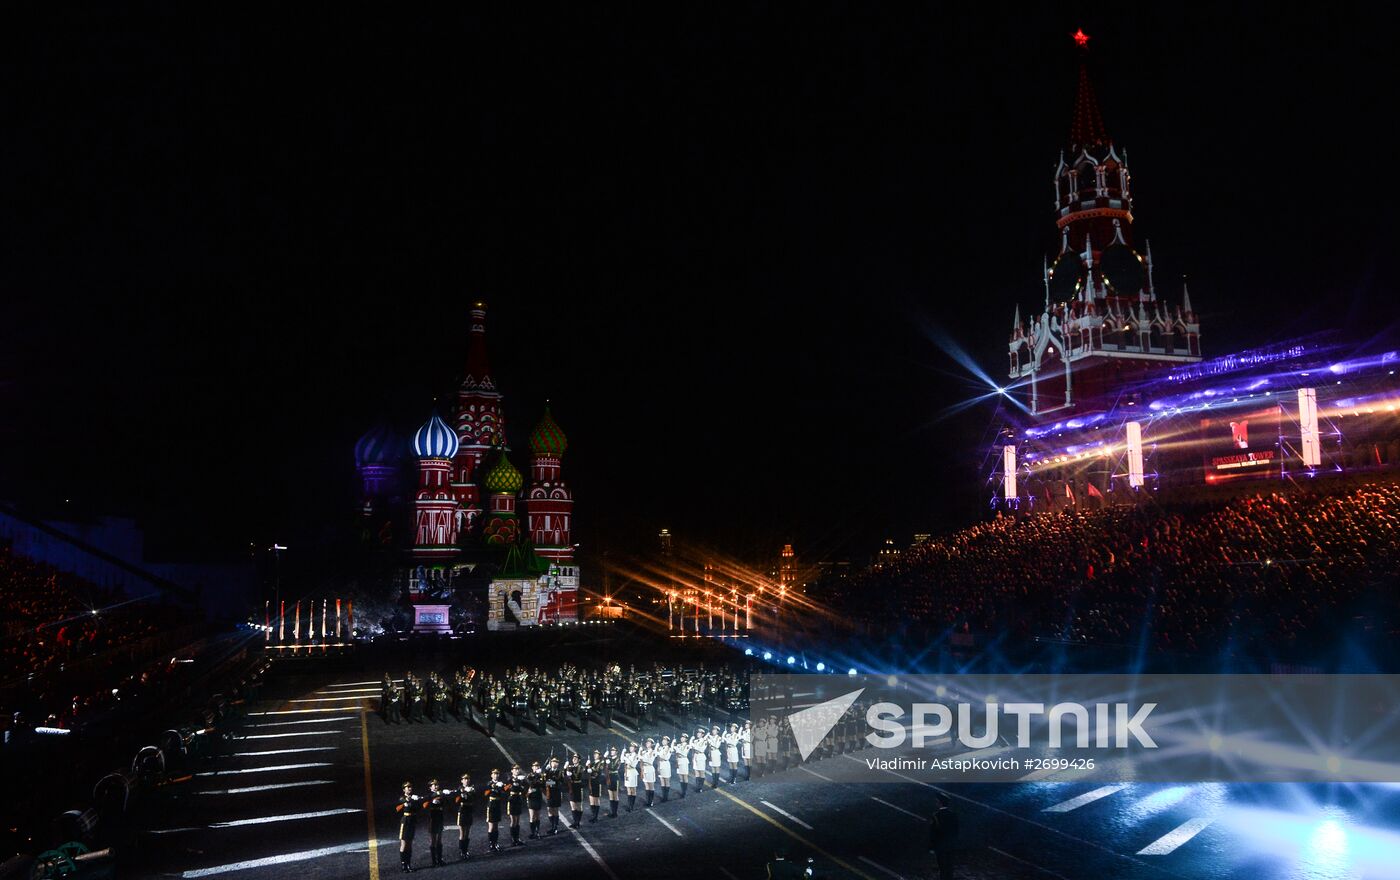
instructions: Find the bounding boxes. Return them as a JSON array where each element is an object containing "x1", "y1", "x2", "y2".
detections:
[
  {"x1": 525, "y1": 406, "x2": 574, "y2": 562},
  {"x1": 452, "y1": 302, "x2": 505, "y2": 533},
  {"x1": 412, "y1": 413, "x2": 461, "y2": 560},
  {"x1": 1007, "y1": 30, "x2": 1201, "y2": 418}
]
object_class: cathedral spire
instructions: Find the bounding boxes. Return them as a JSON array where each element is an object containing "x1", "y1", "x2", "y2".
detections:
[{"x1": 1069, "y1": 30, "x2": 1108, "y2": 150}]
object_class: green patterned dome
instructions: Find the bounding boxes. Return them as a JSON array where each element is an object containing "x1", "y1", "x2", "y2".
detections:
[
  {"x1": 528, "y1": 406, "x2": 568, "y2": 456},
  {"x1": 482, "y1": 451, "x2": 523, "y2": 494}
]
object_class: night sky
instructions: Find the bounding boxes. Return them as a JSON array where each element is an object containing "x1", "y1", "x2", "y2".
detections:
[{"x1": 2, "y1": 6, "x2": 1395, "y2": 569}]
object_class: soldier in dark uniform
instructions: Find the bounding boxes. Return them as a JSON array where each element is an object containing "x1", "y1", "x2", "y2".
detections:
[
  {"x1": 928, "y1": 793, "x2": 960, "y2": 880},
  {"x1": 564, "y1": 752, "x2": 585, "y2": 828},
  {"x1": 380, "y1": 673, "x2": 395, "y2": 720},
  {"x1": 431, "y1": 675, "x2": 451, "y2": 723},
  {"x1": 535, "y1": 687, "x2": 552, "y2": 735},
  {"x1": 394, "y1": 781, "x2": 422, "y2": 872},
  {"x1": 585, "y1": 749, "x2": 604, "y2": 822},
  {"x1": 525, "y1": 760, "x2": 545, "y2": 839},
  {"x1": 425, "y1": 778, "x2": 448, "y2": 866},
  {"x1": 385, "y1": 681, "x2": 403, "y2": 724},
  {"x1": 454, "y1": 670, "x2": 474, "y2": 724},
  {"x1": 577, "y1": 682, "x2": 591, "y2": 734},
  {"x1": 604, "y1": 745, "x2": 622, "y2": 818},
  {"x1": 453, "y1": 772, "x2": 476, "y2": 860},
  {"x1": 507, "y1": 764, "x2": 528, "y2": 846},
  {"x1": 485, "y1": 683, "x2": 504, "y2": 737},
  {"x1": 544, "y1": 755, "x2": 564, "y2": 834},
  {"x1": 407, "y1": 674, "x2": 427, "y2": 723},
  {"x1": 484, "y1": 768, "x2": 507, "y2": 853}
]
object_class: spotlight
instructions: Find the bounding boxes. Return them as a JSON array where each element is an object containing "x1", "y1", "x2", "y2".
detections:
[
  {"x1": 848, "y1": 668, "x2": 857, "y2": 676},
  {"x1": 816, "y1": 662, "x2": 825, "y2": 672},
  {"x1": 763, "y1": 652, "x2": 773, "y2": 661},
  {"x1": 745, "y1": 648, "x2": 754, "y2": 656},
  {"x1": 786, "y1": 656, "x2": 796, "y2": 665}
]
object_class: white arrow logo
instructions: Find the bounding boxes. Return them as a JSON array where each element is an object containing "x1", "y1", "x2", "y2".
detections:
[{"x1": 787, "y1": 688, "x2": 864, "y2": 760}]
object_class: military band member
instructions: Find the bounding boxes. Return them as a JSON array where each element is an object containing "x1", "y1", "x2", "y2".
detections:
[
  {"x1": 380, "y1": 673, "x2": 395, "y2": 720},
  {"x1": 690, "y1": 728, "x2": 708, "y2": 791},
  {"x1": 585, "y1": 749, "x2": 604, "y2": 822},
  {"x1": 484, "y1": 768, "x2": 507, "y2": 853},
  {"x1": 544, "y1": 755, "x2": 564, "y2": 833},
  {"x1": 640, "y1": 738, "x2": 658, "y2": 807},
  {"x1": 675, "y1": 733, "x2": 690, "y2": 797},
  {"x1": 605, "y1": 745, "x2": 622, "y2": 817},
  {"x1": 394, "y1": 781, "x2": 422, "y2": 872},
  {"x1": 708, "y1": 724, "x2": 724, "y2": 787},
  {"x1": 742, "y1": 719, "x2": 753, "y2": 779},
  {"x1": 525, "y1": 761, "x2": 544, "y2": 839},
  {"x1": 431, "y1": 677, "x2": 450, "y2": 723},
  {"x1": 408, "y1": 673, "x2": 427, "y2": 723},
  {"x1": 725, "y1": 723, "x2": 741, "y2": 784},
  {"x1": 385, "y1": 680, "x2": 403, "y2": 724},
  {"x1": 565, "y1": 752, "x2": 585, "y2": 828},
  {"x1": 577, "y1": 686, "x2": 591, "y2": 734},
  {"x1": 453, "y1": 773, "x2": 476, "y2": 859},
  {"x1": 656, "y1": 735, "x2": 674, "y2": 802},
  {"x1": 425, "y1": 779, "x2": 448, "y2": 866},
  {"x1": 509, "y1": 761, "x2": 529, "y2": 839}
]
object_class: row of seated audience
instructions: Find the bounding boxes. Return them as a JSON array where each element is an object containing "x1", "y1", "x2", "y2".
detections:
[
  {"x1": 849, "y1": 480, "x2": 1400, "y2": 658},
  {"x1": 0, "y1": 544, "x2": 190, "y2": 732}
]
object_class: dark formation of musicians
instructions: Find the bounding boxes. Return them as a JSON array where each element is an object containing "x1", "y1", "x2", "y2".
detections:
[{"x1": 382, "y1": 663, "x2": 871, "y2": 871}]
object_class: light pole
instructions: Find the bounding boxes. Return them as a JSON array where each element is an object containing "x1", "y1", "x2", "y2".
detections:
[{"x1": 272, "y1": 544, "x2": 287, "y2": 640}]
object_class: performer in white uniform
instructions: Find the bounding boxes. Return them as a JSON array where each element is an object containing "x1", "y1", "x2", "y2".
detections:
[
  {"x1": 707, "y1": 724, "x2": 723, "y2": 787},
  {"x1": 640, "y1": 738, "x2": 657, "y2": 807},
  {"x1": 656, "y1": 736, "x2": 674, "y2": 802},
  {"x1": 741, "y1": 720, "x2": 753, "y2": 780},
  {"x1": 675, "y1": 733, "x2": 691, "y2": 797},
  {"x1": 622, "y1": 742, "x2": 641, "y2": 812},
  {"x1": 724, "y1": 723, "x2": 741, "y2": 784},
  {"x1": 691, "y1": 727, "x2": 708, "y2": 791}
]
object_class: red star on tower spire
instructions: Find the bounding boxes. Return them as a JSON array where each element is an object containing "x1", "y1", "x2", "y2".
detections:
[{"x1": 1069, "y1": 29, "x2": 1108, "y2": 148}]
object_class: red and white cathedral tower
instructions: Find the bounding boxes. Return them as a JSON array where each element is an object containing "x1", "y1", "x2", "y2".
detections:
[
  {"x1": 525, "y1": 406, "x2": 574, "y2": 563},
  {"x1": 451, "y1": 302, "x2": 506, "y2": 532},
  {"x1": 412, "y1": 412, "x2": 461, "y2": 560},
  {"x1": 1007, "y1": 30, "x2": 1201, "y2": 419}
]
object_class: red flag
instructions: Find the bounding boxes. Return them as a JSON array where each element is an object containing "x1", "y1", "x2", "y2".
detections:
[{"x1": 1087, "y1": 483, "x2": 1103, "y2": 498}]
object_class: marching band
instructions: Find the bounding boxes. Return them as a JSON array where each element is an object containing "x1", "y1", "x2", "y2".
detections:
[{"x1": 383, "y1": 662, "x2": 872, "y2": 870}]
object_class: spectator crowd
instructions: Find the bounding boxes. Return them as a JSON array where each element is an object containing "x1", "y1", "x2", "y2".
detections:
[
  {"x1": 848, "y1": 480, "x2": 1400, "y2": 659},
  {"x1": 0, "y1": 544, "x2": 190, "y2": 731}
]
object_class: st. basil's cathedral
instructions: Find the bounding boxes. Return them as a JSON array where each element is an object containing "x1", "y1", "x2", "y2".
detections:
[{"x1": 353, "y1": 302, "x2": 579, "y2": 629}]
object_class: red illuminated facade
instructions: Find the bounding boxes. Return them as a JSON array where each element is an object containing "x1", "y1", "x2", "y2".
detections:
[{"x1": 360, "y1": 302, "x2": 576, "y2": 568}]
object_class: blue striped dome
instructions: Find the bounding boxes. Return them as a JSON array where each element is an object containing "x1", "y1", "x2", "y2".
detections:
[{"x1": 413, "y1": 413, "x2": 460, "y2": 459}]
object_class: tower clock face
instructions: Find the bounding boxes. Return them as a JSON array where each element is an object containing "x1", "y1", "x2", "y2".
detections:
[
  {"x1": 1101, "y1": 244, "x2": 1146, "y2": 297},
  {"x1": 1049, "y1": 252, "x2": 1086, "y2": 302}
]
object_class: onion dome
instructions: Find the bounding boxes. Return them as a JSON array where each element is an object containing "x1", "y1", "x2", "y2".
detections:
[
  {"x1": 413, "y1": 412, "x2": 459, "y2": 460},
  {"x1": 482, "y1": 452, "x2": 523, "y2": 494},
  {"x1": 528, "y1": 406, "x2": 568, "y2": 457},
  {"x1": 354, "y1": 422, "x2": 399, "y2": 468}
]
